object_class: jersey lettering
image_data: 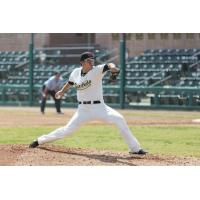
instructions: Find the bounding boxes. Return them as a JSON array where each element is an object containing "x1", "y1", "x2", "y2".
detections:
[{"x1": 75, "y1": 80, "x2": 92, "y2": 90}]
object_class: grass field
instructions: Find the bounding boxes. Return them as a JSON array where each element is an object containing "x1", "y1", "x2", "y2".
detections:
[
  {"x1": 0, "y1": 124, "x2": 200, "y2": 157},
  {"x1": 1, "y1": 107, "x2": 200, "y2": 158}
]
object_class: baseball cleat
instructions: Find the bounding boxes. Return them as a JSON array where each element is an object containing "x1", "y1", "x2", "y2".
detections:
[
  {"x1": 129, "y1": 149, "x2": 148, "y2": 155},
  {"x1": 29, "y1": 140, "x2": 39, "y2": 148}
]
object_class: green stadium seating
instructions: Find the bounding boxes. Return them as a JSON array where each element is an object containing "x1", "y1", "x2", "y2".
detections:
[
  {"x1": 127, "y1": 48, "x2": 200, "y2": 87},
  {"x1": 1, "y1": 47, "x2": 200, "y2": 106}
]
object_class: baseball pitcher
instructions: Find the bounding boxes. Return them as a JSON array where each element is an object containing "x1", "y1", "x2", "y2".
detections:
[{"x1": 29, "y1": 52, "x2": 147, "y2": 155}]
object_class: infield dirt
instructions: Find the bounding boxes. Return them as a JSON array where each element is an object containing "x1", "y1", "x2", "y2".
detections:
[{"x1": 1, "y1": 144, "x2": 200, "y2": 166}]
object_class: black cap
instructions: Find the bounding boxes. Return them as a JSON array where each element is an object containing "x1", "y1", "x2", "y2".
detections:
[{"x1": 80, "y1": 52, "x2": 94, "y2": 61}]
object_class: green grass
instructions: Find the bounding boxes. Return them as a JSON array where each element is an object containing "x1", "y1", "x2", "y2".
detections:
[
  {"x1": 0, "y1": 125, "x2": 200, "y2": 157},
  {"x1": 131, "y1": 126, "x2": 200, "y2": 157},
  {"x1": 122, "y1": 110, "x2": 200, "y2": 120}
]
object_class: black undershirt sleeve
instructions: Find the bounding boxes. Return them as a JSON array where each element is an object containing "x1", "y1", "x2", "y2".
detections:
[
  {"x1": 102, "y1": 64, "x2": 110, "y2": 73},
  {"x1": 68, "y1": 81, "x2": 74, "y2": 85}
]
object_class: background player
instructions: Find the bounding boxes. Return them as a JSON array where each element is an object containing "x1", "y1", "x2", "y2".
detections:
[
  {"x1": 40, "y1": 71, "x2": 64, "y2": 114},
  {"x1": 30, "y1": 52, "x2": 147, "y2": 155}
]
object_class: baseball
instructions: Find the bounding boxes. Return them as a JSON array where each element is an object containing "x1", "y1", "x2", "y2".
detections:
[{"x1": 55, "y1": 94, "x2": 61, "y2": 99}]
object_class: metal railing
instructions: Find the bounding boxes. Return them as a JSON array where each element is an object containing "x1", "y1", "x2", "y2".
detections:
[{"x1": 1, "y1": 84, "x2": 200, "y2": 110}]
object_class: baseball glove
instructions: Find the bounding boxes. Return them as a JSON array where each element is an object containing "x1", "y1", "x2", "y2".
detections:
[{"x1": 108, "y1": 70, "x2": 120, "y2": 83}]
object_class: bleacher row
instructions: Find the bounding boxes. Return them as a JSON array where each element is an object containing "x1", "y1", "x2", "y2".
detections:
[
  {"x1": 129, "y1": 48, "x2": 198, "y2": 62},
  {"x1": 0, "y1": 64, "x2": 115, "y2": 85},
  {"x1": 144, "y1": 48, "x2": 199, "y2": 55},
  {"x1": 0, "y1": 51, "x2": 28, "y2": 66}
]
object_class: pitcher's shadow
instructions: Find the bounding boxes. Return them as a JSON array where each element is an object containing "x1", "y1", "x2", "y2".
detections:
[{"x1": 39, "y1": 146, "x2": 144, "y2": 166}]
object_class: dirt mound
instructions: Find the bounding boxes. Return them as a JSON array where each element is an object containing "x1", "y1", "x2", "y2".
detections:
[{"x1": 0, "y1": 144, "x2": 200, "y2": 166}]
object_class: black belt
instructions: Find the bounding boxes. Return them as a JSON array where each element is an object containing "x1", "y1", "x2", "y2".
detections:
[{"x1": 78, "y1": 101, "x2": 101, "y2": 104}]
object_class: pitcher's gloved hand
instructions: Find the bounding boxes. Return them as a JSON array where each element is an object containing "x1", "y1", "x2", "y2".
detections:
[{"x1": 108, "y1": 70, "x2": 120, "y2": 83}]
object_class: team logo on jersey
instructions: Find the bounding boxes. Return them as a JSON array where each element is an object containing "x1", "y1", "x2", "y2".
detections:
[{"x1": 75, "y1": 80, "x2": 92, "y2": 90}]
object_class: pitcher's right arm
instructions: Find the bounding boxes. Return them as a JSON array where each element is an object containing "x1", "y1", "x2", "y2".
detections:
[{"x1": 55, "y1": 82, "x2": 72, "y2": 99}]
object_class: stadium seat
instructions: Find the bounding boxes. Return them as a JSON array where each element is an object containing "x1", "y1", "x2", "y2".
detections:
[
  {"x1": 126, "y1": 72, "x2": 131, "y2": 77},
  {"x1": 8, "y1": 79, "x2": 13, "y2": 84},
  {"x1": 23, "y1": 79, "x2": 28, "y2": 84},
  {"x1": 151, "y1": 64, "x2": 156, "y2": 69},
  {"x1": 34, "y1": 64, "x2": 39, "y2": 69},
  {"x1": 143, "y1": 64, "x2": 148, "y2": 69},
  {"x1": 126, "y1": 64, "x2": 131, "y2": 69}
]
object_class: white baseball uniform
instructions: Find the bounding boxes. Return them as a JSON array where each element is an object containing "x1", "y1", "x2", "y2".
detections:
[{"x1": 37, "y1": 64, "x2": 141, "y2": 152}]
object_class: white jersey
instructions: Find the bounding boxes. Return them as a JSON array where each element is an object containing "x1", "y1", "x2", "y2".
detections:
[{"x1": 69, "y1": 64, "x2": 106, "y2": 102}]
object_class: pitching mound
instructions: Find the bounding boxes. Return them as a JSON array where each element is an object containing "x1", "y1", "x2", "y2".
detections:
[{"x1": 0, "y1": 144, "x2": 200, "y2": 166}]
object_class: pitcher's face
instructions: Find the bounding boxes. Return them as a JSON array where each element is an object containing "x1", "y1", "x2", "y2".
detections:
[{"x1": 81, "y1": 58, "x2": 94, "y2": 70}]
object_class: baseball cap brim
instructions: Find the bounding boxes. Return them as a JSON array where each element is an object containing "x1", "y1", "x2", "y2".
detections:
[{"x1": 80, "y1": 52, "x2": 94, "y2": 61}]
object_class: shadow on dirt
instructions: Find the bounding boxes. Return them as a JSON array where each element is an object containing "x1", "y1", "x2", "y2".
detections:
[{"x1": 39, "y1": 146, "x2": 146, "y2": 166}]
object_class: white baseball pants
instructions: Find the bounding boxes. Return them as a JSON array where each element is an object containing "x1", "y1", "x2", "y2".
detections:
[{"x1": 37, "y1": 103, "x2": 141, "y2": 152}]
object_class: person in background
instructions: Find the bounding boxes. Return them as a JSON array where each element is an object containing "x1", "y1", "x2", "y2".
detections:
[{"x1": 40, "y1": 71, "x2": 63, "y2": 114}]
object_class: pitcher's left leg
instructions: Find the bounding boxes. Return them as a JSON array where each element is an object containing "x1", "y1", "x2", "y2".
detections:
[{"x1": 98, "y1": 104, "x2": 141, "y2": 152}]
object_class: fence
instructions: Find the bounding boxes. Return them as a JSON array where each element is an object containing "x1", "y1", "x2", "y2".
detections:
[{"x1": 1, "y1": 84, "x2": 200, "y2": 110}]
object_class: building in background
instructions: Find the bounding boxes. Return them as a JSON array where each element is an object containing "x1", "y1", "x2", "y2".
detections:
[{"x1": 1, "y1": 33, "x2": 200, "y2": 57}]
